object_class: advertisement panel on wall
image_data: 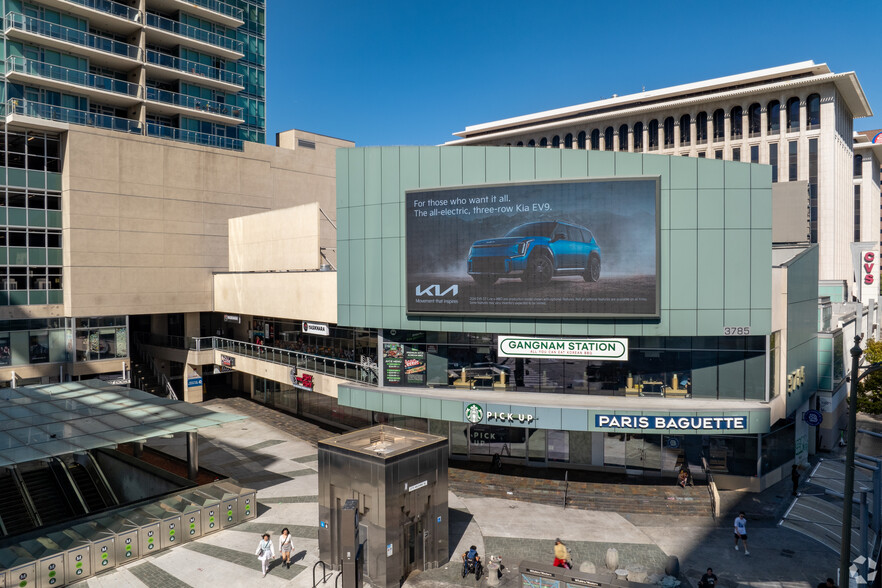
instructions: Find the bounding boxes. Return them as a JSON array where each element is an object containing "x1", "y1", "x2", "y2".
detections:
[
  {"x1": 382, "y1": 343, "x2": 426, "y2": 387},
  {"x1": 405, "y1": 178, "x2": 659, "y2": 317}
]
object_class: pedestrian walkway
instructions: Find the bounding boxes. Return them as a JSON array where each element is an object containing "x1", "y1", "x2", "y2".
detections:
[{"x1": 77, "y1": 398, "x2": 839, "y2": 588}]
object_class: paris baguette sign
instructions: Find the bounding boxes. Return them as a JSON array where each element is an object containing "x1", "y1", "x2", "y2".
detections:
[{"x1": 497, "y1": 336, "x2": 628, "y2": 361}]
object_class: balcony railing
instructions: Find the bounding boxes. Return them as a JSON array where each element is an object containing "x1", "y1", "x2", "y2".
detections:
[
  {"x1": 60, "y1": 0, "x2": 141, "y2": 22},
  {"x1": 7, "y1": 99, "x2": 142, "y2": 133},
  {"x1": 146, "y1": 86, "x2": 243, "y2": 120},
  {"x1": 5, "y1": 12, "x2": 141, "y2": 60},
  {"x1": 145, "y1": 12, "x2": 243, "y2": 54},
  {"x1": 181, "y1": 0, "x2": 243, "y2": 21},
  {"x1": 146, "y1": 50, "x2": 244, "y2": 87},
  {"x1": 7, "y1": 56, "x2": 142, "y2": 98},
  {"x1": 191, "y1": 336, "x2": 379, "y2": 386},
  {"x1": 146, "y1": 123, "x2": 243, "y2": 150}
]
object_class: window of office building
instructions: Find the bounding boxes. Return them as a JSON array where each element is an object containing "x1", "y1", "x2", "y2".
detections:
[
  {"x1": 788, "y1": 141, "x2": 798, "y2": 181},
  {"x1": 806, "y1": 94, "x2": 820, "y2": 130},
  {"x1": 0, "y1": 318, "x2": 71, "y2": 366},
  {"x1": 618, "y1": 125, "x2": 628, "y2": 151},
  {"x1": 748, "y1": 103, "x2": 761, "y2": 137},
  {"x1": 696, "y1": 112, "x2": 707, "y2": 144},
  {"x1": 590, "y1": 129, "x2": 600, "y2": 150},
  {"x1": 564, "y1": 134, "x2": 572, "y2": 149},
  {"x1": 855, "y1": 154, "x2": 863, "y2": 177},
  {"x1": 715, "y1": 150, "x2": 723, "y2": 160},
  {"x1": 712, "y1": 109, "x2": 725, "y2": 142},
  {"x1": 730, "y1": 106, "x2": 743, "y2": 139},
  {"x1": 528, "y1": 139, "x2": 535, "y2": 147},
  {"x1": 855, "y1": 185, "x2": 861, "y2": 242},
  {"x1": 809, "y1": 138, "x2": 818, "y2": 242},
  {"x1": 679, "y1": 114, "x2": 691, "y2": 146},
  {"x1": 767, "y1": 100, "x2": 780, "y2": 135},
  {"x1": 648, "y1": 120, "x2": 658, "y2": 150},
  {"x1": 732, "y1": 147, "x2": 741, "y2": 162},
  {"x1": 750, "y1": 145, "x2": 759, "y2": 163},
  {"x1": 786, "y1": 97, "x2": 800, "y2": 132},
  {"x1": 75, "y1": 316, "x2": 128, "y2": 362},
  {"x1": 539, "y1": 137, "x2": 548, "y2": 148},
  {"x1": 2, "y1": 131, "x2": 61, "y2": 172},
  {"x1": 769, "y1": 143, "x2": 778, "y2": 182},
  {"x1": 577, "y1": 131, "x2": 586, "y2": 149},
  {"x1": 663, "y1": 117, "x2": 674, "y2": 148},
  {"x1": 604, "y1": 127, "x2": 614, "y2": 151},
  {"x1": 633, "y1": 122, "x2": 643, "y2": 151},
  {"x1": 551, "y1": 136, "x2": 560, "y2": 148}
]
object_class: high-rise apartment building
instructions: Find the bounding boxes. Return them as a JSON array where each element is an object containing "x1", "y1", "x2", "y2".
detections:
[{"x1": 2, "y1": 0, "x2": 265, "y2": 149}]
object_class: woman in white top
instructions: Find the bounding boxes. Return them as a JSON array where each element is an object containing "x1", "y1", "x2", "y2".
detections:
[
  {"x1": 279, "y1": 527, "x2": 293, "y2": 569},
  {"x1": 256, "y1": 532, "x2": 275, "y2": 577}
]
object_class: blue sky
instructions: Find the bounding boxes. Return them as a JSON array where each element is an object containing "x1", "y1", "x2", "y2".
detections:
[{"x1": 266, "y1": 1, "x2": 882, "y2": 147}]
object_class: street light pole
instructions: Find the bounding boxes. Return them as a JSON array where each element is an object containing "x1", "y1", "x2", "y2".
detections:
[{"x1": 840, "y1": 335, "x2": 864, "y2": 583}]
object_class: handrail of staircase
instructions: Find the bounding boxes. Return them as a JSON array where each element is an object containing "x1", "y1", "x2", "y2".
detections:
[
  {"x1": 161, "y1": 372, "x2": 178, "y2": 400},
  {"x1": 10, "y1": 465, "x2": 42, "y2": 528},
  {"x1": 86, "y1": 452, "x2": 119, "y2": 506},
  {"x1": 701, "y1": 456, "x2": 718, "y2": 519},
  {"x1": 50, "y1": 457, "x2": 88, "y2": 515}
]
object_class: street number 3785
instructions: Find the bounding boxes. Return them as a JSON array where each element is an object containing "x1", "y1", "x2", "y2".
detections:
[{"x1": 723, "y1": 326, "x2": 750, "y2": 336}]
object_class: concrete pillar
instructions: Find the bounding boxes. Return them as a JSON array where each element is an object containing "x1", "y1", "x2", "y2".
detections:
[
  {"x1": 642, "y1": 124, "x2": 649, "y2": 153},
  {"x1": 186, "y1": 431, "x2": 198, "y2": 481},
  {"x1": 627, "y1": 127, "x2": 634, "y2": 153},
  {"x1": 673, "y1": 121, "x2": 680, "y2": 151},
  {"x1": 133, "y1": 441, "x2": 143, "y2": 458},
  {"x1": 613, "y1": 130, "x2": 620, "y2": 152}
]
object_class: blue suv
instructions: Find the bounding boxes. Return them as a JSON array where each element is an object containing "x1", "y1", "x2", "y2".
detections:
[{"x1": 467, "y1": 221, "x2": 601, "y2": 287}]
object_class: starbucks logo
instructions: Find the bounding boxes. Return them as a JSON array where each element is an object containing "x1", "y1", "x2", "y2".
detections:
[{"x1": 465, "y1": 403, "x2": 483, "y2": 424}]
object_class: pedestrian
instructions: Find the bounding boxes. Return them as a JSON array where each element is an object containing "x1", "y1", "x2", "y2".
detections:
[
  {"x1": 255, "y1": 532, "x2": 275, "y2": 577},
  {"x1": 698, "y1": 567, "x2": 718, "y2": 588},
  {"x1": 816, "y1": 579, "x2": 837, "y2": 588},
  {"x1": 791, "y1": 464, "x2": 800, "y2": 496},
  {"x1": 279, "y1": 527, "x2": 293, "y2": 569},
  {"x1": 733, "y1": 512, "x2": 749, "y2": 555},
  {"x1": 553, "y1": 538, "x2": 572, "y2": 569}
]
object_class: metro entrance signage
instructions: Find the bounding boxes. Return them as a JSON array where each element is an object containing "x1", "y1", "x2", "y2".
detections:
[{"x1": 497, "y1": 336, "x2": 628, "y2": 361}]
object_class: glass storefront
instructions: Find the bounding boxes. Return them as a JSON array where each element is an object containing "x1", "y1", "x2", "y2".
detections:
[
  {"x1": 75, "y1": 316, "x2": 128, "y2": 362},
  {"x1": 248, "y1": 316, "x2": 377, "y2": 365},
  {"x1": 382, "y1": 330, "x2": 767, "y2": 401}
]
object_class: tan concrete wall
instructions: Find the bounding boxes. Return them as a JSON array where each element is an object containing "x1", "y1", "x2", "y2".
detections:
[
  {"x1": 228, "y1": 202, "x2": 321, "y2": 271},
  {"x1": 61, "y1": 126, "x2": 348, "y2": 317},
  {"x1": 213, "y1": 271, "x2": 337, "y2": 323},
  {"x1": 210, "y1": 348, "x2": 342, "y2": 398}
]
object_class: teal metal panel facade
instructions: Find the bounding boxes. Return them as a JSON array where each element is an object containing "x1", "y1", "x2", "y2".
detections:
[{"x1": 337, "y1": 147, "x2": 772, "y2": 336}]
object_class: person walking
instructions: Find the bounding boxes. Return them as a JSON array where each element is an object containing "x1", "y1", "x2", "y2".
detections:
[
  {"x1": 733, "y1": 512, "x2": 749, "y2": 555},
  {"x1": 698, "y1": 567, "x2": 718, "y2": 588},
  {"x1": 553, "y1": 539, "x2": 572, "y2": 569},
  {"x1": 279, "y1": 527, "x2": 293, "y2": 569},
  {"x1": 255, "y1": 532, "x2": 275, "y2": 577}
]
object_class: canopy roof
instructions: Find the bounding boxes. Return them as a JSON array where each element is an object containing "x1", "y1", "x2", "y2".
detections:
[{"x1": 0, "y1": 380, "x2": 244, "y2": 468}]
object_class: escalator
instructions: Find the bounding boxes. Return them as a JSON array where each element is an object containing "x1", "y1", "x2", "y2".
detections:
[
  {"x1": 20, "y1": 464, "x2": 80, "y2": 526},
  {"x1": 0, "y1": 470, "x2": 36, "y2": 536},
  {"x1": 66, "y1": 456, "x2": 117, "y2": 513}
]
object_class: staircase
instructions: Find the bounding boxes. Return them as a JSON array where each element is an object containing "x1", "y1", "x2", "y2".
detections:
[
  {"x1": 0, "y1": 472, "x2": 35, "y2": 536},
  {"x1": 20, "y1": 467, "x2": 77, "y2": 526},
  {"x1": 68, "y1": 462, "x2": 110, "y2": 513},
  {"x1": 130, "y1": 355, "x2": 162, "y2": 396},
  {"x1": 449, "y1": 467, "x2": 714, "y2": 517}
]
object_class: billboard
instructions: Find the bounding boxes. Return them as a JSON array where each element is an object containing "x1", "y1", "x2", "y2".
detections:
[{"x1": 405, "y1": 178, "x2": 659, "y2": 317}]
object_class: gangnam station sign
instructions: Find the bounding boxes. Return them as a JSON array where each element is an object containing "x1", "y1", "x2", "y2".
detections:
[{"x1": 498, "y1": 336, "x2": 628, "y2": 361}]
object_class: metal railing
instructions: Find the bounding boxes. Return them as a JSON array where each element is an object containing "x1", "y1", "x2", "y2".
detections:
[
  {"x1": 7, "y1": 56, "x2": 142, "y2": 98},
  {"x1": 145, "y1": 12, "x2": 244, "y2": 54},
  {"x1": 701, "y1": 456, "x2": 717, "y2": 519},
  {"x1": 6, "y1": 99, "x2": 142, "y2": 133},
  {"x1": 191, "y1": 336, "x2": 379, "y2": 386},
  {"x1": 60, "y1": 0, "x2": 141, "y2": 21},
  {"x1": 146, "y1": 86, "x2": 243, "y2": 120},
  {"x1": 146, "y1": 123, "x2": 243, "y2": 151},
  {"x1": 180, "y1": 0, "x2": 243, "y2": 21},
  {"x1": 146, "y1": 50, "x2": 244, "y2": 87},
  {"x1": 135, "y1": 332, "x2": 189, "y2": 350},
  {"x1": 5, "y1": 12, "x2": 141, "y2": 60},
  {"x1": 161, "y1": 372, "x2": 179, "y2": 400}
]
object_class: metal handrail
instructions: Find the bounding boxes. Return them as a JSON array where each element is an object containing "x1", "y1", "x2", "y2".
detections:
[
  {"x1": 334, "y1": 570, "x2": 342, "y2": 588},
  {"x1": 145, "y1": 86, "x2": 243, "y2": 119},
  {"x1": 5, "y1": 12, "x2": 141, "y2": 60},
  {"x1": 183, "y1": 0, "x2": 243, "y2": 21},
  {"x1": 192, "y1": 336, "x2": 379, "y2": 386},
  {"x1": 145, "y1": 123, "x2": 244, "y2": 151},
  {"x1": 146, "y1": 49, "x2": 244, "y2": 86},
  {"x1": 7, "y1": 56, "x2": 142, "y2": 98},
  {"x1": 701, "y1": 456, "x2": 717, "y2": 519},
  {"x1": 145, "y1": 12, "x2": 244, "y2": 54},
  {"x1": 60, "y1": 0, "x2": 140, "y2": 21},
  {"x1": 161, "y1": 373, "x2": 178, "y2": 401},
  {"x1": 6, "y1": 99, "x2": 142, "y2": 133}
]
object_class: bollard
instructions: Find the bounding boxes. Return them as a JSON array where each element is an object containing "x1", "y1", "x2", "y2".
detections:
[
  {"x1": 605, "y1": 548, "x2": 619, "y2": 570},
  {"x1": 578, "y1": 562, "x2": 596, "y2": 574},
  {"x1": 486, "y1": 562, "x2": 500, "y2": 586}
]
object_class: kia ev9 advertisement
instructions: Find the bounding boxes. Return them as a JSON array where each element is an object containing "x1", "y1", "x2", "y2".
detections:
[{"x1": 405, "y1": 178, "x2": 659, "y2": 317}]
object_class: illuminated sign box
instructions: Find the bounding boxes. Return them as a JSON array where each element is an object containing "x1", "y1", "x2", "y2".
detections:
[{"x1": 404, "y1": 178, "x2": 660, "y2": 318}]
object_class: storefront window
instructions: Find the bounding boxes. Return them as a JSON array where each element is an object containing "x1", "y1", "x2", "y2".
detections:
[
  {"x1": 248, "y1": 316, "x2": 377, "y2": 366},
  {"x1": 761, "y1": 421, "x2": 794, "y2": 475},
  {"x1": 75, "y1": 316, "x2": 127, "y2": 362}
]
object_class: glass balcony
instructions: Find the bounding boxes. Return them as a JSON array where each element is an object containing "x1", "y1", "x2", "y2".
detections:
[
  {"x1": 7, "y1": 56, "x2": 142, "y2": 99},
  {"x1": 4, "y1": 12, "x2": 141, "y2": 61},
  {"x1": 145, "y1": 50, "x2": 244, "y2": 88},
  {"x1": 145, "y1": 13, "x2": 243, "y2": 55},
  {"x1": 146, "y1": 123, "x2": 243, "y2": 151},
  {"x1": 6, "y1": 99, "x2": 141, "y2": 133},
  {"x1": 145, "y1": 86, "x2": 244, "y2": 121},
  {"x1": 183, "y1": 0, "x2": 243, "y2": 22},
  {"x1": 58, "y1": 0, "x2": 140, "y2": 22}
]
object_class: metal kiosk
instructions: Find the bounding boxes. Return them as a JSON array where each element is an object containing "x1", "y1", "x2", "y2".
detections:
[
  {"x1": 43, "y1": 528, "x2": 91, "y2": 585},
  {"x1": 318, "y1": 425, "x2": 449, "y2": 588},
  {"x1": 214, "y1": 480, "x2": 257, "y2": 522},
  {"x1": 0, "y1": 545, "x2": 38, "y2": 588},
  {"x1": 68, "y1": 520, "x2": 117, "y2": 574},
  {"x1": 197, "y1": 483, "x2": 241, "y2": 529},
  {"x1": 121, "y1": 504, "x2": 176, "y2": 555},
  {"x1": 15, "y1": 537, "x2": 65, "y2": 588},
  {"x1": 159, "y1": 496, "x2": 204, "y2": 543},
  {"x1": 178, "y1": 489, "x2": 221, "y2": 535},
  {"x1": 94, "y1": 512, "x2": 141, "y2": 564}
]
